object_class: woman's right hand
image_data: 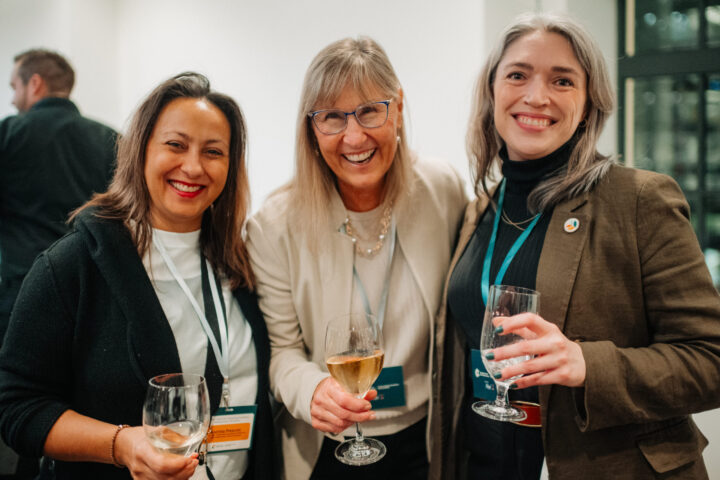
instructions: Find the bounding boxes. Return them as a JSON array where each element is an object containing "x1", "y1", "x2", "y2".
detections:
[
  {"x1": 114, "y1": 426, "x2": 199, "y2": 479},
  {"x1": 310, "y1": 377, "x2": 377, "y2": 434}
]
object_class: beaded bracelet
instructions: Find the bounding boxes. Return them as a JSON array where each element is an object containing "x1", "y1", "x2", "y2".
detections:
[{"x1": 110, "y1": 424, "x2": 130, "y2": 468}]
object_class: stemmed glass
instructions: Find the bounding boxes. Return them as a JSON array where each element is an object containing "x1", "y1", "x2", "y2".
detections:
[
  {"x1": 325, "y1": 313, "x2": 386, "y2": 465},
  {"x1": 142, "y1": 373, "x2": 211, "y2": 456},
  {"x1": 473, "y1": 285, "x2": 539, "y2": 422}
]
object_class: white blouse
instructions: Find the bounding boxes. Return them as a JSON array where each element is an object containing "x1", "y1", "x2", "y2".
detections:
[
  {"x1": 143, "y1": 228, "x2": 257, "y2": 480},
  {"x1": 340, "y1": 205, "x2": 430, "y2": 438}
]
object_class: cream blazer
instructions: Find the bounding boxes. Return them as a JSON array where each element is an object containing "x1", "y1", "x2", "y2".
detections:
[{"x1": 247, "y1": 157, "x2": 467, "y2": 479}]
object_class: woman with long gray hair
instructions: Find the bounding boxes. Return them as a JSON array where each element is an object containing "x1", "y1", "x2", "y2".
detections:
[
  {"x1": 247, "y1": 37, "x2": 466, "y2": 479},
  {"x1": 434, "y1": 12, "x2": 720, "y2": 480}
]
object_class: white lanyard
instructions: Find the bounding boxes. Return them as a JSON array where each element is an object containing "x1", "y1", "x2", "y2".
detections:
[
  {"x1": 350, "y1": 218, "x2": 397, "y2": 331},
  {"x1": 152, "y1": 235, "x2": 231, "y2": 405}
]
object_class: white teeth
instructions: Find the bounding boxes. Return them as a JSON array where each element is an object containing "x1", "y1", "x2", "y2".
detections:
[
  {"x1": 517, "y1": 115, "x2": 551, "y2": 127},
  {"x1": 170, "y1": 181, "x2": 202, "y2": 192},
  {"x1": 344, "y1": 149, "x2": 375, "y2": 163}
]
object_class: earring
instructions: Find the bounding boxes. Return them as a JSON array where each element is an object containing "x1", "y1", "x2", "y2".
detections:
[
  {"x1": 396, "y1": 135, "x2": 401, "y2": 144},
  {"x1": 579, "y1": 119, "x2": 588, "y2": 128}
]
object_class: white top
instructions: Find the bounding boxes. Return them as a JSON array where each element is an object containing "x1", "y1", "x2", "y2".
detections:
[
  {"x1": 143, "y1": 228, "x2": 258, "y2": 480},
  {"x1": 338, "y1": 205, "x2": 430, "y2": 437}
]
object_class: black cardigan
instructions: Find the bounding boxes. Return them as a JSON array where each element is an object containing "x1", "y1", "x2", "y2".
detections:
[{"x1": 0, "y1": 211, "x2": 275, "y2": 479}]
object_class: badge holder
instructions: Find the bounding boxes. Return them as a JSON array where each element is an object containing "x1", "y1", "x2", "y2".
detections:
[
  {"x1": 470, "y1": 349, "x2": 496, "y2": 400},
  {"x1": 205, "y1": 405, "x2": 257, "y2": 454},
  {"x1": 370, "y1": 366, "x2": 406, "y2": 409}
]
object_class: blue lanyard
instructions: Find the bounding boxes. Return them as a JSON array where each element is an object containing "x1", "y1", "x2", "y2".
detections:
[
  {"x1": 349, "y1": 218, "x2": 397, "y2": 331},
  {"x1": 481, "y1": 179, "x2": 542, "y2": 305}
]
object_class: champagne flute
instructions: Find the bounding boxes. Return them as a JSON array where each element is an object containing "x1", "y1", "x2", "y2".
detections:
[
  {"x1": 142, "y1": 373, "x2": 211, "y2": 456},
  {"x1": 325, "y1": 313, "x2": 386, "y2": 465},
  {"x1": 473, "y1": 285, "x2": 539, "y2": 422}
]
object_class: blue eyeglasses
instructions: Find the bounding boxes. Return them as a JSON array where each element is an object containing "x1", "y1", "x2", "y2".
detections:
[{"x1": 308, "y1": 100, "x2": 392, "y2": 135}]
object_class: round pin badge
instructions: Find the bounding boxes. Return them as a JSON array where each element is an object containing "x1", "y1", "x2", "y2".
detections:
[{"x1": 564, "y1": 218, "x2": 580, "y2": 233}]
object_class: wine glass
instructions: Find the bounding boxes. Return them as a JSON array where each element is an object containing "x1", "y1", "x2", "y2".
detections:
[
  {"x1": 143, "y1": 373, "x2": 211, "y2": 456},
  {"x1": 472, "y1": 285, "x2": 539, "y2": 422},
  {"x1": 324, "y1": 313, "x2": 386, "y2": 465}
]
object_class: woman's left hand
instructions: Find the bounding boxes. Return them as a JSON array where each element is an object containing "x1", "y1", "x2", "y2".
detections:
[{"x1": 489, "y1": 313, "x2": 586, "y2": 388}]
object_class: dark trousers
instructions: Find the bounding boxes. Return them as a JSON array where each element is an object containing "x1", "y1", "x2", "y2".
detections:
[{"x1": 310, "y1": 417, "x2": 428, "y2": 480}]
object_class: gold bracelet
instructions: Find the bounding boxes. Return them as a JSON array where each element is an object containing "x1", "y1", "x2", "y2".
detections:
[{"x1": 110, "y1": 424, "x2": 130, "y2": 468}]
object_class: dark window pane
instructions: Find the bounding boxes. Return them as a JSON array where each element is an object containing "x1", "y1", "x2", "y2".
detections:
[
  {"x1": 708, "y1": 75, "x2": 720, "y2": 190},
  {"x1": 635, "y1": 0, "x2": 700, "y2": 52},
  {"x1": 704, "y1": 193, "x2": 720, "y2": 288},
  {"x1": 708, "y1": 4, "x2": 720, "y2": 48},
  {"x1": 631, "y1": 75, "x2": 700, "y2": 191}
]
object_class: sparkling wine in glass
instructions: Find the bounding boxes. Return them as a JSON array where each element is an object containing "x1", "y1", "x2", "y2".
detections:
[
  {"x1": 473, "y1": 285, "x2": 539, "y2": 422},
  {"x1": 143, "y1": 373, "x2": 211, "y2": 456},
  {"x1": 325, "y1": 313, "x2": 386, "y2": 465}
]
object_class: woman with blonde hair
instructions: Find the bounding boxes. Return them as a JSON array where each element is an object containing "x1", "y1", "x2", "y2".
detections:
[
  {"x1": 0, "y1": 72, "x2": 275, "y2": 479},
  {"x1": 247, "y1": 37, "x2": 466, "y2": 479},
  {"x1": 433, "y1": 13, "x2": 720, "y2": 480}
]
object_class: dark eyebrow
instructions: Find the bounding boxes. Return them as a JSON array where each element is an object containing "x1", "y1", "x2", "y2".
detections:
[
  {"x1": 502, "y1": 62, "x2": 582, "y2": 76},
  {"x1": 163, "y1": 131, "x2": 228, "y2": 146}
]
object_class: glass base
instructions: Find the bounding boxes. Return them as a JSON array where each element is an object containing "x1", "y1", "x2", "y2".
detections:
[
  {"x1": 472, "y1": 400, "x2": 527, "y2": 422},
  {"x1": 334, "y1": 437, "x2": 387, "y2": 466}
]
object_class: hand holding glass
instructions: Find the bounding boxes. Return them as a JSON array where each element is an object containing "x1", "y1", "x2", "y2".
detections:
[
  {"x1": 325, "y1": 313, "x2": 386, "y2": 465},
  {"x1": 473, "y1": 285, "x2": 539, "y2": 422},
  {"x1": 143, "y1": 373, "x2": 211, "y2": 456}
]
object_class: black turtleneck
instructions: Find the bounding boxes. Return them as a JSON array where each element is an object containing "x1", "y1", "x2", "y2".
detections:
[{"x1": 446, "y1": 141, "x2": 572, "y2": 480}]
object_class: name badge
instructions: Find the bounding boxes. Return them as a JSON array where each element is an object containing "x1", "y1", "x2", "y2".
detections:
[
  {"x1": 470, "y1": 349, "x2": 496, "y2": 400},
  {"x1": 371, "y1": 366, "x2": 406, "y2": 409},
  {"x1": 206, "y1": 405, "x2": 256, "y2": 453}
]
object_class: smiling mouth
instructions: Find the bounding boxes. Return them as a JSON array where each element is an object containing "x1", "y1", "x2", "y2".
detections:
[
  {"x1": 514, "y1": 115, "x2": 554, "y2": 127},
  {"x1": 343, "y1": 149, "x2": 376, "y2": 165},
  {"x1": 169, "y1": 180, "x2": 204, "y2": 193}
]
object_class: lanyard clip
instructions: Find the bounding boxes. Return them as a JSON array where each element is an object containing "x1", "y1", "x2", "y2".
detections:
[
  {"x1": 198, "y1": 432, "x2": 209, "y2": 465},
  {"x1": 222, "y1": 380, "x2": 230, "y2": 408}
]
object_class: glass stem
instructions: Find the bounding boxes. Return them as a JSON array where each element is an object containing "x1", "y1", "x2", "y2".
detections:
[
  {"x1": 495, "y1": 382, "x2": 510, "y2": 408},
  {"x1": 354, "y1": 422, "x2": 364, "y2": 443}
]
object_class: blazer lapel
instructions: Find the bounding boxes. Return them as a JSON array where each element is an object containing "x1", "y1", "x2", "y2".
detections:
[
  {"x1": 80, "y1": 215, "x2": 182, "y2": 385},
  {"x1": 536, "y1": 194, "x2": 590, "y2": 333},
  {"x1": 536, "y1": 193, "x2": 590, "y2": 413},
  {"x1": 325, "y1": 189, "x2": 356, "y2": 325},
  {"x1": 395, "y1": 193, "x2": 438, "y2": 319}
]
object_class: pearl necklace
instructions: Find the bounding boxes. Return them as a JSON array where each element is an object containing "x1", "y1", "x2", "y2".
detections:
[{"x1": 344, "y1": 203, "x2": 393, "y2": 257}]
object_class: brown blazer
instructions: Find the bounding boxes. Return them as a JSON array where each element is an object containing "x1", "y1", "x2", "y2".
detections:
[{"x1": 430, "y1": 164, "x2": 720, "y2": 479}]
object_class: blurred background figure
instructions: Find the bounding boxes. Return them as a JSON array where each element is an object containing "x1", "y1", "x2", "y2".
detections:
[
  {"x1": 0, "y1": 48, "x2": 116, "y2": 480},
  {"x1": 0, "y1": 48, "x2": 116, "y2": 339}
]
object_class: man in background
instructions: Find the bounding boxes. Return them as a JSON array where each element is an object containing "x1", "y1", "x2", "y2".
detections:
[{"x1": 0, "y1": 49, "x2": 116, "y2": 479}]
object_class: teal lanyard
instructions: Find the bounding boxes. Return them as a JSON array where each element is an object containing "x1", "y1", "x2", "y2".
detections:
[
  {"x1": 481, "y1": 179, "x2": 542, "y2": 305},
  {"x1": 350, "y1": 218, "x2": 397, "y2": 331}
]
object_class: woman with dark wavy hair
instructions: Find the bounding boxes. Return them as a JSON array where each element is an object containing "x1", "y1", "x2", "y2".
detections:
[
  {"x1": 433, "y1": 13, "x2": 720, "y2": 480},
  {"x1": 0, "y1": 72, "x2": 274, "y2": 479}
]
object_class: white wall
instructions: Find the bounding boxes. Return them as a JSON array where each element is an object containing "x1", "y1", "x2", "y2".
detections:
[
  {"x1": 110, "y1": 0, "x2": 485, "y2": 207},
  {"x1": 0, "y1": 0, "x2": 617, "y2": 207},
  {"x1": 1, "y1": 0, "x2": 717, "y2": 475}
]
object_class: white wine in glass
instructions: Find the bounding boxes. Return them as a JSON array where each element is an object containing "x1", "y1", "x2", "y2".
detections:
[
  {"x1": 325, "y1": 313, "x2": 386, "y2": 466},
  {"x1": 473, "y1": 285, "x2": 538, "y2": 422},
  {"x1": 143, "y1": 373, "x2": 211, "y2": 456}
]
